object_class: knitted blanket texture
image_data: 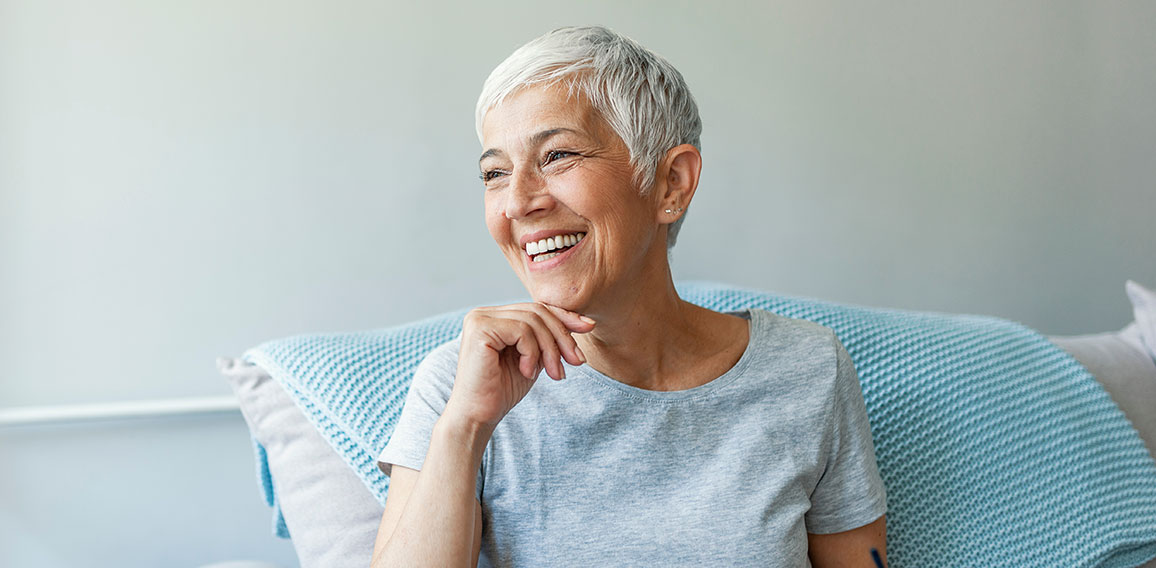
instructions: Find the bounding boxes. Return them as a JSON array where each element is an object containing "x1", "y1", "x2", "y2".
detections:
[{"x1": 244, "y1": 283, "x2": 1156, "y2": 567}]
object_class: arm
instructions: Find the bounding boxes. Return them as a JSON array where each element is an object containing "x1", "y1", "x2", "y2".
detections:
[
  {"x1": 370, "y1": 303, "x2": 593, "y2": 567},
  {"x1": 806, "y1": 339, "x2": 888, "y2": 567},
  {"x1": 808, "y1": 515, "x2": 887, "y2": 568},
  {"x1": 371, "y1": 417, "x2": 490, "y2": 567}
]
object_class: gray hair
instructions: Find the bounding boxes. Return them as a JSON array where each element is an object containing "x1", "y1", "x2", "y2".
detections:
[{"x1": 475, "y1": 26, "x2": 701, "y2": 248}]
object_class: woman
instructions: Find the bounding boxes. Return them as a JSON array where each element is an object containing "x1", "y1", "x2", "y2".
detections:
[{"x1": 372, "y1": 26, "x2": 887, "y2": 567}]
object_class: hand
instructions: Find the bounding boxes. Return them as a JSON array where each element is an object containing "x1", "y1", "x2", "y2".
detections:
[{"x1": 444, "y1": 303, "x2": 595, "y2": 429}]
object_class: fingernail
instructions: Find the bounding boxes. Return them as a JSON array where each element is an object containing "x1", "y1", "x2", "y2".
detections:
[
  {"x1": 575, "y1": 345, "x2": 587, "y2": 364},
  {"x1": 579, "y1": 315, "x2": 596, "y2": 325}
]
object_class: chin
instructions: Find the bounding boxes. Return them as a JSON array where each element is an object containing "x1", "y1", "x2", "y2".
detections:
[{"x1": 525, "y1": 281, "x2": 586, "y2": 312}]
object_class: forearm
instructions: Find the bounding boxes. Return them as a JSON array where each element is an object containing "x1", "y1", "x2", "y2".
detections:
[
  {"x1": 372, "y1": 413, "x2": 492, "y2": 567},
  {"x1": 807, "y1": 516, "x2": 887, "y2": 568}
]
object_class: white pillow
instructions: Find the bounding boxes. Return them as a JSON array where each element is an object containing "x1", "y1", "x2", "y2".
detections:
[{"x1": 220, "y1": 357, "x2": 383, "y2": 568}]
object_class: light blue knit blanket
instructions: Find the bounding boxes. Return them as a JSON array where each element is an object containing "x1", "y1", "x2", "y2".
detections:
[{"x1": 244, "y1": 283, "x2": 1156, "y2": 567}]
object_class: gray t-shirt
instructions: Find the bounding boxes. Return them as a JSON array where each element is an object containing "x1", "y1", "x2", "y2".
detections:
[{"x1": 378, "y1": 309, "x2": 887, "y2": 567}]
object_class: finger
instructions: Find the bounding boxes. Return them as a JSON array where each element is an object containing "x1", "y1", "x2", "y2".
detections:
[
  {"x1": 531, "y1": 317, "x2": 567, "y2": 381},
  {"x1": 480, "y1": 304, "x2": 585, "y2": 370},
  {"x1": 515, "y1": 326, "x2": 545, "y2": 379},
  {"x1": 535, "y1": 304, "x2": 593, "y2": 365},
  {"x1": 539, "y1": 303, "x2": 597, "y2": 334},
  {"x1": 500, "y1": 345, "x2": 539, "y2": 383},
  {"x1": 490, "y1": 320, "x2": 542, "y2": 380},
  {"x1": 497, "y1": 306, "x2": 575, "y2": 375},
  {"x1": 511, "y1": 311, "x2": 566, "y2": 381}
]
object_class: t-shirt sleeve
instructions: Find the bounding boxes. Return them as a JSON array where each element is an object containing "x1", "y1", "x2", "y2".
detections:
[
  {"x1": 376, "y1": 338, "x2": 485, "y2": 500},
  {"x1": 804, "y1": 338, "x2": 888, "y2": 534}
]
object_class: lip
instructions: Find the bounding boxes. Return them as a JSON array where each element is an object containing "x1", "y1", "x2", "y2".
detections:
[
  {"x1": 518, "y1": 229, "x2": 586, "y2": 248},
  {"x1": 525, "y1": 233, "x2": 586, "y2": 272}
]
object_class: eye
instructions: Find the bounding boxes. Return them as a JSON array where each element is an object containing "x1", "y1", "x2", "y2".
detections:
[
  {"x1": 543, "y1": 150, "x2": 575, "y2": 165},
  {"x1": 479, "y1": 169, "x2": 509, "y2": 183}
]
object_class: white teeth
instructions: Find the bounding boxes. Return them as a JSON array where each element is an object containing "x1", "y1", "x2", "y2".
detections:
[
  {"x1": 524, "y1": 232, "x2": 588, "y2": 256},
  {"x1": 533, "y1": 252, "x2": 560, "y2": 263}
]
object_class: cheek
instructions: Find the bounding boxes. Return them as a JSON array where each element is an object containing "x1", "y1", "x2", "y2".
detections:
[
  {"x1": 483, "y1": 193, "x2": 507, "y2": 240},
  {"x1": 582, "y1": 182, "x2": 650, "y2": 229},
  {"x1": 591, "y1": 188, "x2": 657, "y2": 257},
  {"x1": 557, "y1": 169, "x2": 637, "y2": 217}
]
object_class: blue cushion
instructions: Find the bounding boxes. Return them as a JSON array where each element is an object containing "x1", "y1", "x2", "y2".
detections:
[{"x1": 245, "y1": 282, "x2": 1156, "y2": 566}]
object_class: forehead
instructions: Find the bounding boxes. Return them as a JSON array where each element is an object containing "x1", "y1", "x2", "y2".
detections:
[{"x1": 481, "y1": 84, "x2": 609, "y2": 148}]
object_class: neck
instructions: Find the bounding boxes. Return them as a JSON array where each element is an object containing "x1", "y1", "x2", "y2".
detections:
[{"x1": 573, "y1": 258, "x2": 733, "y2": 391}]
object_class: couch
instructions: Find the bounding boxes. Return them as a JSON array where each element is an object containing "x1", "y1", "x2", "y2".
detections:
[{"x1": 221, "y1": 281, "x2": 1156, "y2": 567}]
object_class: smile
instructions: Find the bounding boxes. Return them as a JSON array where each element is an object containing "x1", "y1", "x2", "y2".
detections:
[{"x1": 526, "y1": 232, "x2": 585, "y2": 263}]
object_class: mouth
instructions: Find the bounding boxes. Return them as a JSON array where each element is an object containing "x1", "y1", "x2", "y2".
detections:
[{"x1": 524, "y1": 232, "x2": 586, "y2": 264}]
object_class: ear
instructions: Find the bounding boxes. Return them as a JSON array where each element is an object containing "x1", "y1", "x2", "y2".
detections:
[{"x1": 653, "y1": 144, "x2": 702, "y2": 224}]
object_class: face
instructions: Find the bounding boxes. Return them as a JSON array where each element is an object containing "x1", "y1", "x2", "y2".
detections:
[{"x1": 479, "y1": 84, "x2": 667, "y2": 313}]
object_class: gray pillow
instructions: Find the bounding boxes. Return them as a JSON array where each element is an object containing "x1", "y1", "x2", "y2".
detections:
[
  {"x1": 1049, "y1": 280, "x2": 1156, "y2": 460},
  {"x1": 1128, "y1": 279, "x2": 1156, "y2": 359},
  {"x1": 220, "y1": 357, "x2": 383, "y2": 568}
]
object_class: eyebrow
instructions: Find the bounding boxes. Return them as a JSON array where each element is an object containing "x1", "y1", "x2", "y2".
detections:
[{"x1": 478, "y1": 128, "x2": 579, "y2": 164}]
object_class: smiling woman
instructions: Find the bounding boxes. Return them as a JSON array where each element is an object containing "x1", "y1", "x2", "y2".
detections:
[{"x1": 370, "y1": 26, "x2": 887, "y2": 567}]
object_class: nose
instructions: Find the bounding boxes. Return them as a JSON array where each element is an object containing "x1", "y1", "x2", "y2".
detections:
[{"x1": 503, "y1": 168, "x2": 554, "y2": 220}]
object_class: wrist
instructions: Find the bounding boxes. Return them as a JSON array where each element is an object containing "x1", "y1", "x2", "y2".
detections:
[{"x1": 433, "y1": 407, "x2": 495, "y2": 460}]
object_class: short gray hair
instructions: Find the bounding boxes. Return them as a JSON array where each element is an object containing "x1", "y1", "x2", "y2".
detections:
[{"x1": 475, "y1": 26, "x2": 701, "y2": 248}]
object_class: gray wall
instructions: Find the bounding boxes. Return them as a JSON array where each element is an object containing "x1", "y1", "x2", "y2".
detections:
[{"x1": 2, "y1": 1, "x2": 1153, "y2": 566}]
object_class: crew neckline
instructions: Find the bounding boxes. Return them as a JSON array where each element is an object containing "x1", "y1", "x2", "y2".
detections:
[{"x1": 565, "y1": 309, "x2": 763, "y2": 402}]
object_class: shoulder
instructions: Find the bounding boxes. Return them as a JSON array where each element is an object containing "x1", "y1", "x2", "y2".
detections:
[
  {"x1": 752, "y1": 308, "x2": 833, "y2": 334},
  {"x1": 747, "y1": 308, "x2": 843, "y2": 363},
  {"x1": 418, "y1": 336, "x2": 462, "y2": 370},
  {"x1": 406, "y1": 336, "x2": 462, "y2": 397},
  {"x1": 743, "y1": 309, "x2": 852, "y2": 395},
  {"x1": 747, "y1": 311, "x2": 867, "y2": 431}
]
